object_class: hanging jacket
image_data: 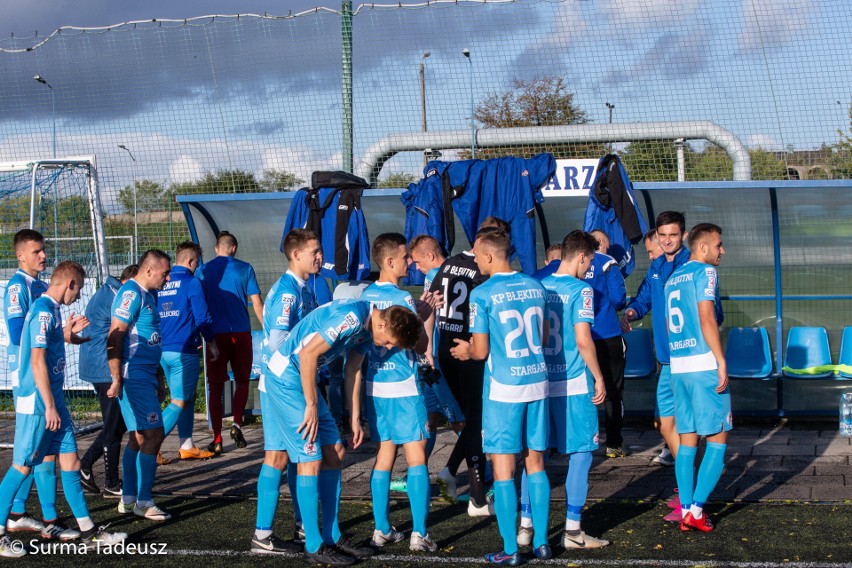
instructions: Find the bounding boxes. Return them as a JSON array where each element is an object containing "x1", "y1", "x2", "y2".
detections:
[
  {"x1": 445, "y1": 154, "x2": 555, "y2": 275},
  {"x1": 583, "y1": 154, "x2": 649, "y2": 278},
  {"x1": 282, "y1": 171, "x2": 371, "y2": 280}
]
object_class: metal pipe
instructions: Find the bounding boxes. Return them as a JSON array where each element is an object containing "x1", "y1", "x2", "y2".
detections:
[{"x1": 356, "y1": 121, "x2": 752, "y2": 186}]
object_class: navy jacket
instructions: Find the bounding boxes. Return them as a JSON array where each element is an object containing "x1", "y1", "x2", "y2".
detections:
[
  {"x1": 79, "y1": 276, "x2": 122, "y2": 383},
  {"x1": 584, "y1": 252, "x2": 627, "y2": 340},
  {"x1": 158, "y1": 266, "x2": 215, "y2": 354}
]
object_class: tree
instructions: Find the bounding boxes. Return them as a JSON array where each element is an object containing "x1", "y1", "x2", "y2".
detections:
[
  {"x1": 831, "y1": 100, "x2": 852, "y2": 178},
  {"x1": 117, "y1": 179, "x2": 169, "y2": 214},
  {"x1": 464, "y1": 75, "x2": 605, "y2": 160},
  {"x1": 619, "y1": 140, "x2": 688, "y2": 182},
  {"x1": 258, "y1": 169, "x2": 305, "y2": 192},
  {"x1": 167, "y1": 169, "x2": 262, "y2": 199},
  {"x1": 377, "y1": 173, "x2": 419, "y2": 189},
  {"x1": 687, "y1": 145, "x2": 787, "y2": 181}
]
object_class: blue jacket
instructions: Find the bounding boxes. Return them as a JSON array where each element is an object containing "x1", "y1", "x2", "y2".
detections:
[
  {"x1": 78, "y1": 276, "x2": 122, "y2": 383},
  {"x1": 158, "y1": 266, "x2": 215, "y2": 354},
  {"x1": 584, "y1": 252, "x2": 626, "y2": 340},
  {"x1": 400, "y1": 161, "x2": 453, "y2": 286},
  {"x1": 533, "y1": 259, "x2": 559, "y2": 281},
  {"x1": 627, "y1": 246, "x2": 725, "y2": 363}
]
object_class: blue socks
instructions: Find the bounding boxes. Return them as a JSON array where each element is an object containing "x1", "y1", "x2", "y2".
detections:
[
  {"x1": 494, "y1": 480, "x2": 519, "y2": 555},
  {"x1": 255, "y1": 464, "x2": 282, "y2": 532},
  {"x1": 370, "y1": 469, "x2": 392, "y2": 534},
  {"x1": 11, "y1": 472, "x2": 34, "y2": 516},
  {"x1": 137, "y1": 452, "x2": 157, "y2": 503},
  {"x1": 527, "y1": 471, "x2": 550, "y2": 548},
  {"x1": 319, "y1": 470, "x2": 342, "y2": 545},
  {"x1": 693, "y1": 442, "x2": 727, "y2": 508},
  {"x1": 0, "y1": 468, "x2": 28, "y2": 525},
  {"x1": 162, "y1": 403, "x2": 182, "y2": 437},
  {"x1": 287, "y1": 465, "x2": 301, "y2": 524},
  {"x1": 59, "y1": 470, "x2": 90, "y2": 520},
  {"x1": 519, "y1": 469, "x2": 531, "y2": 522},
  {"x1": 425, "y1": 434, "x2": 437, "y2": 460},
  {"x1": 407, "y1": 465, "x2": 429, "y2": 536},
  {"x1": 177, "y1": 403, "x2": 195, "y2": 439},
  {"x1": 297, "y1": 475, "x2": 322, "y2": 554},
  {"x1": 34, "y1": 461, "x2": 57, "y2": 521},
  {"x1": 122, "y1": 447, "x2": 139, "y2": 501},
  {"x1": 675, "y1": 444, "x2": 698, "y2": 515}
]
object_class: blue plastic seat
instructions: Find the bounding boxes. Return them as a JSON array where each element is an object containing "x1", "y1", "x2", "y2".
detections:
[
  {"x1": 726, "y1": 327, "x2": 773, "y2": 379},
  {"x1": 838, "y1": 327, "x2": 852, "y2": 378},
  {"x1": 782, "y1": 327, "x2": 832, "y2": 378},
  {"x1": 624, "y1": 328, "x2": 656, "y2": 378}
]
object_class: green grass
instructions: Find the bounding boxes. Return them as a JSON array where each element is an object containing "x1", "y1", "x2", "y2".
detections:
[{"x1": 10, "y1": 496, "x2": 852, "y2": 566}]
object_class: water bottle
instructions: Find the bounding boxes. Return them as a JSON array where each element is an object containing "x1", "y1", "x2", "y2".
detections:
[{"x1": 840, "y1": 393, "x2": 852, "y2": 437}]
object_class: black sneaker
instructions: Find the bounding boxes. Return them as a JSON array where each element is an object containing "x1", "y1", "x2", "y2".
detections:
[
  {"x1": 80, "y1": 468, "x2": 99, "y2": 494},
  {"x1": 293, "y1": 524, "x2": 306, "y2": 545},
  {"x1": 207, "y1": 440, "x2": 224, "y2": 455},
  {"x1": 230, "y1": 425, "x2": 248, "y2": 449},
  {"x1": 333, "y1": 535, "x2": 374, "y2": 558},
  {"x1": 251, "y1": 534, "x2": 301, "y2": 555},
  {"x1": 102, "y1": 484, "x2": 122, "y2": 499},
  {"x1": 304, "y1": 544, "x2": 354, "y2": 566}
]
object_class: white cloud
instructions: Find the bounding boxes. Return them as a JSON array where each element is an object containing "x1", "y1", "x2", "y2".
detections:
[
  {"x1": 747, "y1": 133, "x2": 782, "y2": 151},
  {"x1": 738, "y1": 0, "x2": 816, "y2": 53},
  {"x1": 600, "y1": 0, "x2": 701, "y2": 24},
  {"x1": 169, "y1": 155, "x2": 202, "y2": 184},
  {"x1": 261, "y1": 146, "x2": 341, "y2": 184}
]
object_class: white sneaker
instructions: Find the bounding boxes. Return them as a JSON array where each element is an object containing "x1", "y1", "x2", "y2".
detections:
[
  {"x1": 82, "y1": 527, "x2": 127, "y2": 548},
  {"x1": 133, "y1": 503, "x2": 172, "y2": 522},
  {"x1": 562, "y1": 530, "x2": 610, "y2": 549},
  {"x1": 0, "y1": 535, "x2": 26, "y2": 558},
  {"x1": 409, "y1": 531, "x2": 438, "y2": 552},
  {"x1": 436, "y1": 468, "x2": 457, "y2": 502},
  {"x1": 40, "y1": 523, "x2": 80, "y2": 541},
  {"x1": 653, "y1": 447, "x2": 675, "y2": 466},
  {"x1": 118, "y1": 501, "x2": 135, "y2": 514},
  {"x1": 370, "y1": 527, "x2": 405, "y2": 547},
  {"x1": 517, "y1": 526, "x2": 534, "y2": 547},
  {"x1": 6, "y1": 514, "x2": 44, "y2": 533},
  {"x1": 467, "y1": 498, "x2": 494, "y2": 517}
]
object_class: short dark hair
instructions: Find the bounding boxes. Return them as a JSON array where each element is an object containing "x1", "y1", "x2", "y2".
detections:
[
  {"x1": 644, "y1": 229, "x2": 658, "y2": 242},
  {"x1": 51, "y1": 260, "x2": 85, "y2": 284},
  {"x1": 561, "y1": 230, "x2": 598, "y2": 260},
  {"x1": 371, "y1": 233, "x2": 407, "y2": 267},
  {"x1": 282, "y1": 229, "x2": 319, "y2": 261},
  {"x1": 478, "y1": 216, "x2": 511, "y2": 234},
  {"x1": 175, "y1": 241, "x2": 202, "y2": 264},
  {"x1": 381, "y1": 305, "x2": 422, "y2": 351},
  {"x1": 216, "y1": 231, "x2": 238, "y2": 248},
  {"x1": 139, "y1": 249, "x2": 171, "y2": 269},
  {"x1": 656, "y1": 211, "x2": 686, "y2": 233},
  {"x1": 475, "y1": 229, "x2": 511, "y2": 259},
  {"x1": 13, "y1": 229, "x2": 44, "y2": 251},
  {"x1": 409, "y1": 235, "x2": 443, "y2": 258},
  {"x1": 687, "y1": 223, "x2": 722, "y2": 250},
  {"x1": 120, "y1": 264, "x2": 138, "y2": 282}
]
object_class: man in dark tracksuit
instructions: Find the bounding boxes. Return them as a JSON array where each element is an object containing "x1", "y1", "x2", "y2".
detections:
[{"x1": 585, "y1": 231, "x2": 628, "y2": 457}]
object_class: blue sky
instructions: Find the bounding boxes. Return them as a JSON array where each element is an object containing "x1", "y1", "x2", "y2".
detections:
[{"x1": 0, "y1": 0, "x2": 850, "y2": 200}]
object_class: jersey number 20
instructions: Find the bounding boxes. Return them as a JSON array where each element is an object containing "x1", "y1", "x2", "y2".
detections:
[{"x1": 499, "y1": 307, "x2": 544, "y2": 359}]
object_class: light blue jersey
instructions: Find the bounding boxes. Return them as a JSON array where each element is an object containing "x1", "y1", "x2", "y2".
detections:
[
  {"x1": 357, "y1": 282, "x2": 418, "y2": 395},
  {"x1": 111, "y1": 279, "x2": 162, "y2": 377},
  {"x1": 263, "y1": 271, "x2": 316, "y2": 354},
  {"x1": 17, "y1": 295, "x2": 65, "y2": 415},
  {"x1": 423, "y1": 267, "x2": 439, "y2": 293},
  {"x1": 665, "y1": 261, "x2": 718, "y2": 375},
  {"x1": 541, "y1": 274, "x2": 595, "y2": 385},
  {"x1": 470, "y1": 272, "x2": 548, "y2": 403},
  {"x1": 4, "y1": 270, "x2": 48, "y2": 388},
  {"x1": 264, "y1": 299, "x2": 372, "y2": 391}
]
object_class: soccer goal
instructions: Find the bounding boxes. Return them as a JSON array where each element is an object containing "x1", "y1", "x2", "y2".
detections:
[{"x1": 0, "y1": 157, "x2": 109, "y2": 444}]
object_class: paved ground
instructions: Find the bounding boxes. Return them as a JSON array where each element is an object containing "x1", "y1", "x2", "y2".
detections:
[{"x1": 14, "y1": 417, "x2": 849, "y2": 503}]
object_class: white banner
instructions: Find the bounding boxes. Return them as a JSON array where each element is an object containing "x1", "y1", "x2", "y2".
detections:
[{"x1": 542, "y1": 159, "x2": 600, "y2": 197}]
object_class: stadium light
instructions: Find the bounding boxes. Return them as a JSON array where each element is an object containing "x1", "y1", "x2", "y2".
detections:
[
  {"x1": 33, "y1": 75, "x2": 56, "y2": 159},
  {"x1": 118, "y1": 144, "x2": 139, "y2": 259},
  {"x1": 463, "y1": 48, "x2": 474, "y2": 158}
]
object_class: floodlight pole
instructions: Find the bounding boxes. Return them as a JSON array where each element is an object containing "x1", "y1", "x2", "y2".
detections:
[
  {"x1": 463, "y1": 49, "x2": 474, "y2": 158},
  {"x1": 33, "y1": 75, "x2": 55, "y2": 158},
  {"x1": 118, "y1": 145, "x2": 138, "y2": 259},
  {"x1": 420, "y1": 52, "x2": 430, "y2": 165},
  {"x1": 605, "y1": 102, "x2": 615, "y2": 154}
]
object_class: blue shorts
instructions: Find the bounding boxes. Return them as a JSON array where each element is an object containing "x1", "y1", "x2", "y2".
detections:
[
  {"x1": 483, "y1": 398, "x2": 549, "y2": 455},
  {"x1": 161, "y1": 351, "x2": 201, "y2": 401},
  {"x1": 13, "y1": 408, "x2": 77, "y2": 467},
  {"x1": 548, "y1": 372, "x2": 599, "y2": 454},
  {"x1": 119, "y1": 370, "x2": 163, "y2": 432},
  {"x1": 262, "y1": 381, "x2": 340, "y2": 460},
  {"x1": 656, "y1": 364, "x2": 675, "y2": 418},
  {"x1": 367, "y1": 394, "x2": 429, "y2": 445},
  {"x1": 673, "y1": 370, "x2": 733, "y2": 436},
  {"x1": 421, "y1": 377, "x2": 465, "y2": 423}
]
